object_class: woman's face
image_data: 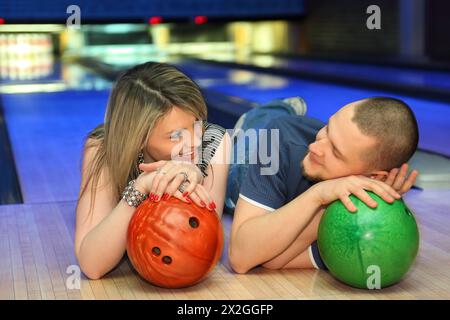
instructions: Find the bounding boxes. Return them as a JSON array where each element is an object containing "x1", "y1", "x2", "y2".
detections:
[{"x1": 144, "y1": 106, "x2": 202, "y2": 163}]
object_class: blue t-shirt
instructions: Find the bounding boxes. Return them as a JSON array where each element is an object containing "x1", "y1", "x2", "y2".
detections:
[{"x1": 239, "y1": 115, "x2": 325, "y2": 211}]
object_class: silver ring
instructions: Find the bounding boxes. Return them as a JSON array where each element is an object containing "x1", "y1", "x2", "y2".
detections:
[
  {"x1": 178, "y1": 181, "x2": 190, "y2": 193},
  {"x1": 178, "y1": 171, "x2": 189, "y2": 183}
]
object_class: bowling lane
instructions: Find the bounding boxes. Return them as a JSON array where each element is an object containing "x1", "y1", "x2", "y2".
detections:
[
  {"x1": 193, "y1": 55, "x2": 450, "y2": 100},
  {"x1": 1, "y1": 90, "x2": 110, "y2": 203},
  {"x1": 176, "y1": 60, "x2": 450, "y2": 157},
  {"x1": 2, "y1": 58, "x2": 450, "y2": 205},
  {"x1": 261, "y1": 55, "x2": 450, "y2": 91},
  {"x1": 0, "y1": 58, "x2": 112, "y2": 204}
]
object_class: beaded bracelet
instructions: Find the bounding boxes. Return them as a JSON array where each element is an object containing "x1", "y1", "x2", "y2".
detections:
[{"x1": 122, "y1": 180, "x2": 148, "y2": 208}]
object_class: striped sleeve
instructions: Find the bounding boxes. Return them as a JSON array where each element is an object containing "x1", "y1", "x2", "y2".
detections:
[{"x1": 197, "y1": 121, "x2": 226, "y2": 177}]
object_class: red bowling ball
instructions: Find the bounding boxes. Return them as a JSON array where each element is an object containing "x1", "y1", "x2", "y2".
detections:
[{"x1": 127, "y1": 197, "x2": 224, "y2": 288}]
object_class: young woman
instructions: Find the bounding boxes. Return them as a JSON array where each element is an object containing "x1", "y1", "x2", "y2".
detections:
[{"x1": 75, "y1": 62, "x2": 230, "y2": 280}]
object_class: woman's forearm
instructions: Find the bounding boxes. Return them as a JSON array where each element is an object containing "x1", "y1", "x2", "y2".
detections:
[{"x1": 77, "y1": 200, "x2": 135, "y2": 279}]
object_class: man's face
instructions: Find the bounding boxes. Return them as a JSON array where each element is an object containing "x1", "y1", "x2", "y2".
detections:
[{"x1": 302, "y1": 101, "x2": 378, "y2": 181}]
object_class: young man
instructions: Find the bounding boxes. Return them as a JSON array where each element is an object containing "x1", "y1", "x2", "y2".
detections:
[{"x1": 228, "y1": 97, "x2": 419, "y2": 273}]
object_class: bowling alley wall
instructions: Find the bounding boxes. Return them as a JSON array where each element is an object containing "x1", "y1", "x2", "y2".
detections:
[
  {"x1": 0, "y1": 33, "x2": 56, "y2": 81},
  {"x1": 302, "y1": 0, "x2": 450, "y2": 61},
  {"x1": 1, "y1": 0, "x2": 449, "y2": 79}
]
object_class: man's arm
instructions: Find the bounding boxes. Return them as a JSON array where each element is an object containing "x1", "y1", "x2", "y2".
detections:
[
  {"x1": 279, "y1": 249, "x2": 314, "y2": 269},
  {"x1": 264, "y1": 165, "x2": 419, "y2": 270},
  {"x1": 261, "y1": 207, "x2": 324, "y2": 270},
  {"x1": 229, "y1": 174, "x2": 404, "y2": 274},
  {"x1": 228, "y1": 187, "x2": 322, "y2": 274}
]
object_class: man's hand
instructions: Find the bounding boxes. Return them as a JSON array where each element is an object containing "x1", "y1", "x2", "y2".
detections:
[
  {"x1": 310, "y1": 175, "x2": 401, "y2": 213},
  {"x1": 373, "y1": 163, "x2": 418, "y2": 195}
]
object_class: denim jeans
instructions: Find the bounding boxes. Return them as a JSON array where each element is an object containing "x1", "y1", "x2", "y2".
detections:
[{"x1": 225, "y1": 99, "x2": 306, "y2": 214}]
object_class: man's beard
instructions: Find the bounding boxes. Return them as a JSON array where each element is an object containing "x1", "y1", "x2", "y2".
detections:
[{"x1": 301, "y1": 158, "x2": 323, "y2": 183}]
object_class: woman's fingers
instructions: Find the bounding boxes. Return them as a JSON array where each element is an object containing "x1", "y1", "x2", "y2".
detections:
[
  {"x1": 147, "y1": 162, "x2": 202, "y2": 202},
  {"x1": 149, "y1": 163, "x2": 175, "y2": 200},
  {"x1": 172, "y1": 190, "x2": 191, "y2": 203},
  {"x1": 193, "y1": 184, "x2": 215, "y2": 210},
  {"x1": 164, "y1": 173, "x2": 188, "y2": 200},
  {"x1": 153, "y1": 166, "x2": 183, "y2": 201},
  {"x1": 181, "y1": 171, "x2": 200, "y2": 197},
  {"x1": 187, "y1": 192, "x2": 207, "y2": 209},
  {"x1": 164, "y1": 188, "x2": 213, "y2": 211},
  {"x1": 139, "y1": 160, "x2": 167, "y2": 173}
]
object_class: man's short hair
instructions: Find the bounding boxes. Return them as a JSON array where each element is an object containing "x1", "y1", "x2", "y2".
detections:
[{"x1": 352, "y1": 97, "x2": 419, "y2": 170}]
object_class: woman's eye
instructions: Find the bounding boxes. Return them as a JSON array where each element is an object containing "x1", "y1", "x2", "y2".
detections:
[{"x1": 170, "y1": 132, "x2": 181, "y2": 140}]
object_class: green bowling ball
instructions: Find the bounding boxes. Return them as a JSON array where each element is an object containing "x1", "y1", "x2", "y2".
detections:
[{"x1": 317, "y1": 191, "x2": 419, "y2": 289}]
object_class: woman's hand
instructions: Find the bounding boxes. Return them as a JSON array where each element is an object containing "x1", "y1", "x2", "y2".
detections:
[
  {"x1": 134, "y1": 171, "x2": 157, "y2": 195},
  {"x1": 373, "y1": 163, "x2": 419, "y2": 195},
  {"x1": 186, "y1": 184, "x2": 216, "y2": 211},
  {"x1": 139, "y1": 160, "x2": 215, "y2": 210},
  {"x1": 139, "y1": 160, "x2": 202, "y2": 200}
]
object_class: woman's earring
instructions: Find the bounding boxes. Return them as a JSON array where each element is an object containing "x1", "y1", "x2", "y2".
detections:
[
  {"x1": 138, "y1": 151, "x2": 144, "y2": 173},
  {"x1": 138, "y1": 151, "x2": 144, "y2": 165}
]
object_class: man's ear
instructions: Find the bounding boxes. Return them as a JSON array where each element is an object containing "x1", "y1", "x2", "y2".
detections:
[{"x1": 368, "y1": 170, "x2": 389, "y2": 180}]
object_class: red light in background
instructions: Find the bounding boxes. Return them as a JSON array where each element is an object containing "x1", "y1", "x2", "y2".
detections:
[
  {"x1": 0, "y1": 18, "x2": 5, "y2": 24},
  {"x1": 194, "y1": 16, "x2": 207, "y2": 24},
  {"x1": 149, "y1": 16, "x2": 162, "y2": 25}
]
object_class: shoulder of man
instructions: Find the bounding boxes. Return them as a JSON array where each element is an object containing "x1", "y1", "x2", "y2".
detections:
[{"x1": 239, "y1": 115, "x2": 322, "y2": 211}]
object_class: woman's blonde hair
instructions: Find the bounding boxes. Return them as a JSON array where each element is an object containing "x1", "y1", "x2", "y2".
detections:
[{"x1": 79, "y1": 62, "x2": 207, "y2": 215}]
